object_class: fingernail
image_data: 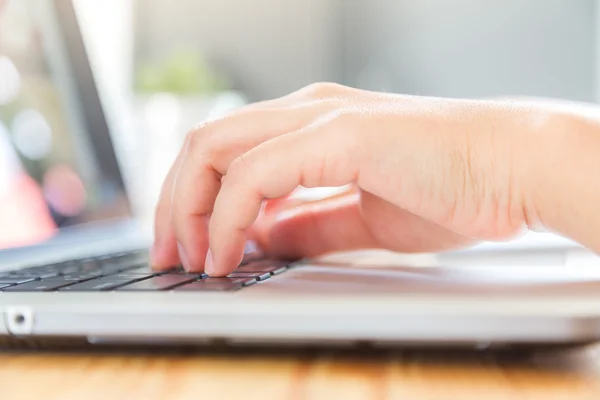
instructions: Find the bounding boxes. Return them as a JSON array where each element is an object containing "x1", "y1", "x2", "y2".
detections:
[
  {"x1": 204, "y1": 249, "x2": 214, "y2": 276},
  {"x1": 177, "y1": 243, "x2": 191, "y2": 271}
]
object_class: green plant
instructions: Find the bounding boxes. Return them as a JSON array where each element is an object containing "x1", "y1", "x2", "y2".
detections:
[{"x1": 135, "y1": 48, "x2": 229, "y2": 95}]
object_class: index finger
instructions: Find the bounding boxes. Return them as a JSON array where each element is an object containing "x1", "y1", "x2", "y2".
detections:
[{"x1": 206, "y1": 116, "x2": 361, "y2": 276}]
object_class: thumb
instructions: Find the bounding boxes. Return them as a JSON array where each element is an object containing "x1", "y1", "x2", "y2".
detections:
[{"x1": 248, "y1": 191, "x2": 381, "y2": 259}]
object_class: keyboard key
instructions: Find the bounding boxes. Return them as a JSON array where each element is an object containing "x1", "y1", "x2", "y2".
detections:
[
  {"x1": 60, "y1": 275, "x2": 146, "y2": 291},
  {"x1": 38, "y1": 272, "x2": 61, "y2": 279},
  {"x1": 0, "y1": 249, "x2": 159, "y2": 290},
  {"x1": 78, "y1": 261, "x2": 101, "y2": 273},
  {"x1": 113, "y1": 252, "x2": 149, "y2": 267},
  {"x1": 60, "y1": 266, "x2": 81, "y2": 274},
  {"x1": 124, "y1": 266, "x2": 169, "y2": 275},
  {"x1": 160, "y1": 271, "x2": 207, "y2": 279},
  {"x1": 98, "y1": 263, "x2": 127, "y2": 272},
  {"x1": 100, "y1": 256, "x2": 145, "y2": 271},
  {"x1": 115, "y1": 273, "x2": 159, "y2": 280},
  {"x1": 4, "y1": 272, "x2": 41, "y2": 278},
  {"x1": 3, "y1": 279, "x2": 77, "y2": 292},
  {"x1": 227, "y1": 272, "x2": 271, "y2": 281},
  {"x1": 0, "y1": 277, "x2": 36, "y2": 284},
  {"x1": 81, "y1": 269, "x2": 105, "y2": 277},
  {"x1": 117, "y1": 275, "x2": 197, "y2": 291},
  {"x1": 60, "y1": 274, "x2": 102, "y2": 282},
  {"x1": 113, "y1": 264, "x2": 145, "y2": 273},
  {"x1": 16, "y1": 264, "x2": 60, "y2": 275},
  {"x1": 234, "y1": 261, "x2": 288, "y2": 274},
  {"x1": 174, "y1": 277, "x2": 257, "y2": 291}
]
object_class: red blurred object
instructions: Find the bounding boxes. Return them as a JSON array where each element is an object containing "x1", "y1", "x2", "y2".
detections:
[
  {"x1": 0, "y1": 171, "x2": 57, "y2": 249},
  {"x1": 43, "y1": 164, "x2": 86, "y2": 217}
]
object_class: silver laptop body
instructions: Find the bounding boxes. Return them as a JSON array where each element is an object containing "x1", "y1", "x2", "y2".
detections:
[{"x1": 1, "y1": 0, "x2": 600, "y2": 350}]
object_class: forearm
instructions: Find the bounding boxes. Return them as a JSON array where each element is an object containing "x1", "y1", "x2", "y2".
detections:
[{"x1": 523, "y1": 106, "x2": 600, "y2": 252}]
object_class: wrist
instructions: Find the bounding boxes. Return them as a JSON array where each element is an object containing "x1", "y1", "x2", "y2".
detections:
[{"x1": 521, "y1": 108, "x2": 600, "y2": 250}]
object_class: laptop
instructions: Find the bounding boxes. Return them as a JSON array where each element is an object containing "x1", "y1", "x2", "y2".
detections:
[{"x1": 1, "y1": 0, "x2": 600, "y2": 350}]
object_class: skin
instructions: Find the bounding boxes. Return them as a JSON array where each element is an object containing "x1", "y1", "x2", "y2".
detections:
[{"x1": 151, "y1": 83, "x2": 600, "y2": 277}]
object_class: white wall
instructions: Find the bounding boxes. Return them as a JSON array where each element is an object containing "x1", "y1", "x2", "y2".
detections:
[
  {"x1": 343, "y1": 0, "x2": 597, "y2": 101},
  {"x1": 135, "y1": 0, "x2": 343, "y2": 101},
  {"x1": 136, "y1": 0, "x2": 597, "y2": 102}
]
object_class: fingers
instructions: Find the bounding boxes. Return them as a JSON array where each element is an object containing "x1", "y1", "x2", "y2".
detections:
[
  {"x1": 207, "y1": 116, "x2": 360, "y2": 276},
  {"x1": 170, "y1": 104, "x2": 333, "y2": 272},
  {"x1": 154, "y1": 83, "x2": 354, "y2": 272},
  {"x1": 249, "y1": 191, "x2": 381, "y2": 259},
  {"x1": 168, "y1": 151, "x2": 216, "y2": 272},
  {"x1": 152, "y1": 106, "x2": 307, "y2": 270},
  {"x1": 150, "y1": 146, "x2": 187, "y2": 270}
]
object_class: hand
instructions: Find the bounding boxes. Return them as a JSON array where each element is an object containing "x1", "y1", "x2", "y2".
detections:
[{"x1": 151, "y1": 82, "x2": 555, "y2": 276}]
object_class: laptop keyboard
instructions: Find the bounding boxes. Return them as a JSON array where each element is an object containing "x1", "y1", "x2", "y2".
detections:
[{"x1": 0, "y1": 250, "x2": 291, "y2": 292}]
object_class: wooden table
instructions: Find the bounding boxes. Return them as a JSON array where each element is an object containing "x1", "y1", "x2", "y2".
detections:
[{"x1": 1, "y1": 344, "x2": 600, "y2": 400}]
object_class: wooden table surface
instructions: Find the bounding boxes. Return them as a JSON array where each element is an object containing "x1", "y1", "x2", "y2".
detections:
[{"x1": 1, "y1": 345, "x2": 600, "y2": 400}]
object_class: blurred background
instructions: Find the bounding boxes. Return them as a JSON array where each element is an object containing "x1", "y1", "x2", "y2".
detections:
[
  {"x1": 1, "y1": 0, "x2": 599, "y2": 247},
  {"x1": 93, "y1": 0, "x2": 600, "y2": 222}
]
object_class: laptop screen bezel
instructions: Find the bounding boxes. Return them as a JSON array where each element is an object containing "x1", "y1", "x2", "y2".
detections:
[
  {"x1": 0, "y1": 0, "x2": 137, "y2": 257},
  {"x1": 51, "y1": 0, "x2": 131, "y2": 213}
]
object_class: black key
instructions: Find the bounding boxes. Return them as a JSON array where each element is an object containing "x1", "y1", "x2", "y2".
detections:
[
  {"x1": 0, "y1": 277, "x2": 36, "y2": 284},
  {"x1": 11, "y1": 267, "x2": 38, "y2": 275},
  {"x1": 160, "y1": 271, "x2": 207, "y2": 279},
  {"x1": 102, "y1": 264, "x2": 139, "y2": 272},
  {"x1": 170, "y1": 270, "x2": 206, "y2": 276},
  {"x1": 112, "y1": 273, "x2": 157, "y2": 280},
  {"x1": 14, "y1": 265, "x2": 56, "y2": 275},
  {"x1": 3, "y1": 279, "x2": 76, "y2": 292},
  {"x1": 174, "y1": 278, "x2": 256, "y2": 291},
  {"x1": 60, "y1": 274, "x2": 102, "y2": 282},
  {"x1": 37, "y1": 272, "x2": 61, "y2": 279},
  {"x1": 59, "y1": 275, "x2": 146, "y2": 291},
  {"x1": 123, "y1": 266, "x2": 165, "y2": 275},
  {"x1": 150, "y1": 265, "x2": 207, "y2": 277},
  {"x1": 60, "y1": 266, "x2": 81, "y2": 274},
  {"x1": 98, "y1": 259, "x2": 126, "y2": 268},
  {"x1": 78, "y1": 261, "x2": 101, "y2": 273},
  {"x1": 234, "y1": 261, "x2": 288, "y2": 274},
  {"x1": 87, "y1": 269, "x2": 107, "y2": 277},
  {"x1": 227, "y1": 272, "x2": 271, "y2": 281},
  {"x1": 270, "y1": 266, "x2": 289, "y2": 275},
  {"x1": 113, "y1": 252, "x2": 149, "y2": 267},
  {"x1": 99, "y1": 255, "x2": 143, "y2": 269},
  {"x1": 4, "y1": 271, "x2": 40, "y2": 278},
  {"x1": 117, "y1": 275, "x2": 197, "y2": 291},
  {"x1": 61, "y1": 270, "x2": 108, "y2": 279},
  {"x1": 97, "y1": 266, "x2": 128, "y2": 276},
  {"x1": 6, "y1": 268, "x2": 42, "y2": 274}
]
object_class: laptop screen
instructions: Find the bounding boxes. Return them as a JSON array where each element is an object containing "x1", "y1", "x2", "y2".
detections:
[{"x1": 0, "y1": 0, "x2": 130, "y2": 250}]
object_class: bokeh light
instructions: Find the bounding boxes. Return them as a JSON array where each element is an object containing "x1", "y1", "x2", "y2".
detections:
[
  {"x1": 11, "y1": 109, "x2": 53, "y2": 160},
  {"x1": 0, "y1": 55, "x2": 20, "y2": 105},
  {"x1": 43, "y1": 164, "x2": 86, "y2": 217},
  {"x1": 0, "y1": 0, "x2": 33, "y2": 52},
  {"x1": 0, "y1": 120, "x2": 22, "y2": 197}
]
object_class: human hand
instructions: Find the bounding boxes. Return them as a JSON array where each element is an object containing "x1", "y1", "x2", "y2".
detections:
[{"x1": 151, "y1": 83, "x2": 554, "y2": 276}]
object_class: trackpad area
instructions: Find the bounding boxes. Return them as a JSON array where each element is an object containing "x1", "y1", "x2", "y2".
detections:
[{"x1": 260, "y1": 263, "x2": 600, "y2": 296}]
